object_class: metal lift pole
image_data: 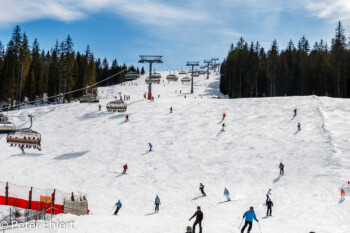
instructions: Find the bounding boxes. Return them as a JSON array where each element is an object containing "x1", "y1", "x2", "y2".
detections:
[{"x1": 186, "y1": 62, "x2": 200, "y2": 94}]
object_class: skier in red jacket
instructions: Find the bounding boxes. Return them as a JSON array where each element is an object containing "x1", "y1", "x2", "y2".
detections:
[
  {"x1": 123, "y1": 164, "x2": 128, "y2": 174},
  {"x1": 125, "y1": 114, "x2": 129, "y2": 122}
]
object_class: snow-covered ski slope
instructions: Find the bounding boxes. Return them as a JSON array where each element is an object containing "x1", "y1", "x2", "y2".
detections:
[{"x1": 0, "y1": 71, "x2": 349, "y2": 233}]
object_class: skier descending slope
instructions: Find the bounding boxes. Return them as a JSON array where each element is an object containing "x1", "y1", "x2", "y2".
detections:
[
  {"x1": 20, "y1": 145, "x2": 25, "y2": 155},
  {"x1": 123, "y1": 163, "x2": 128, "y2": 174},
  {"x1": 241, "y1": 207, "x2": 259, "y2": 233},
  {"x1": 125, "y1": 114, "x2": 129, "y2": 122},
  {"x1": 297, "y1": 122, "x2": 301, "y2": 131},
  {"x1": 199, "y1": 183, "x2": 206, "y2": 196},
  {"x1": 170, "y1": 107, "x2": 172, "y2": 113},
  {"x1": 222, "y1": 113, "x2": 226, "y2": 121},
  {"x1": 341, "y1": 189, "x2": 345, "y2": 201},
  {"x1": 266, "y1": 199, "x2": 273, "y2": 216},
  {"x1": 294, "y1": 108, "x2": 297, "y2": 117},
  {"x1": 222, "y1": 123, "x2": 225, "y2": 131},
  {"x1": 224, "y1": 187, "x2": 231, "y2": 201},
  {"x1": 149, "y1": 143, "x2": 153, "y2": 152},
  {"x1": 154, "y1": 195, "x2": 161, "y2": 213},
  {"x1": 114, "y1": 200, "x2": 122, "y2": 215},
  {"x1": 189, "y1": 206, "x2": 203, "y2": 233},
  {"x1": 279, "y1": 162, "x2": 284, "y2": 176},
  {"x1": 266, "y1": 188, "x2": 272, "y2": 201}
]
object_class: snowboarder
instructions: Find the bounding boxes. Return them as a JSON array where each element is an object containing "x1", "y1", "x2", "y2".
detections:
[
  {"x1": 222, "y1": 113, "x2": 226, "y2": 121},
  {"x1": 20, "y1": 145, "x2": 25, "y2": 155},
  {"x1": 222, "y1": 123, "x2": 225, "y2": 131},
  {"x1": 170, "y1": 107, "x2": 172, "y2": 113},
  {"x1": 154, "y1": 195, "x2": 161, "y2": 213},
  {"x1": 266, "y1": 188, "x2": 272, "y2": 201},
  {"x1": 114, "y1": 200, "x2": 122, "y2": 215},
  {"x1": 294, "y1": 108, "x2": 297, "y2": 117},
  {"x1": 224, "y1": 188, "x2": 231, "y2": 201},
  {"x1": 149, "y1": 143, "x2": 153, "y2": 151},
  {"x1": 266, "y1": 199, "x2": 273, "y2": 216},
  {"x1": 241, "y1": 206, "x2": 258, "y2": 233},
  {"x1": 123, "y1": 163, "x2": 128, "y2": 174},
  {"x1": 199, "y1": 183, "x2": 206, "y2": 196},
  {"x1": 297, "y1": 122, "x2": 301, "y2": 131},
  {"x1": 99, "y1": 105, "x2": 101, "y2": 111},
  {"x1": 189, "y1": 206, "x2": 203, "y2": 233},
  {"x1": 341, "y1": 189, "x2": 346, "y2": 201},
  {"x1": 125, "y1": 114, "x2": 129, "y2": 122},
  {"x1": 279, "y1": 162, "x2": 284, "y2": 176}
]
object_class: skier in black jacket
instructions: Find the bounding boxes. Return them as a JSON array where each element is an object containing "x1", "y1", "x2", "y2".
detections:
[
  {"x1": 189, "y1": 206, "x2": 203, "y2": 233},
  {"x1": 266, "y1": 199, "x2": 273, "y2": 216},
  {"x1": 199, "y1": 183, "x2": 206, "y2": 196},
  {"x1": 279, "y1": 162, "x2": 284, "y2": 176}
]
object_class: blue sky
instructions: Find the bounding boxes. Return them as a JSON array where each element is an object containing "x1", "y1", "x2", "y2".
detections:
[{"x1": 0, "y1": 0, "x2": 349, "y2": 70}]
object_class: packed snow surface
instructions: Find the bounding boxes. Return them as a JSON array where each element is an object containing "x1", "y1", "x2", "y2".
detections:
[{"x1": 0, "y1": 72, "x2": 349, "y2": 233}]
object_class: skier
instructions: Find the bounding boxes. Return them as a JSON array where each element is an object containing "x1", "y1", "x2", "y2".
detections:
[
  {"x1": 125, "y1": 114, "x2": 129, "y2": 122},
  {"x1": 279, "y1": 162, "x2": 284, "y2": 176},
  {"x1": 199, "y1": 183, "x2": 206, "y2": 196},
  {"x1": 158, "y1": 94, "x2": 160, "y2": 98},
  {"x1": 123, "y1": 163, "x2": 128, "y2": 174},
  {"x1": 185, "y1": 226, "x2": 192, "y2": 233},
  {"x1": 266, "y1": 188, "x2": 272, "y2": 201},
  {"x1": 99, "y1": 104, "x2": 101, "y2": 111},
  {"x1": 222, "y1": 123, "x2": 225, "y2": 131},
  {"x1": 222, "y1": 113, "x2": 226, "y2": 121},
  {"x1": 297, "y1": 122, "x2": 301, "y2": 131},
  {"x1": 114, "y1": 200, "x2": 122, "y2": 215},
  {"x1": 294, "y1": 108, "x2": 297, "y2": 117},
  {"x1": 20, "y1": 145, "x2": 25, "y2": 155},
  {"x1": 341, "y1": 189, "x2": 346, "y2": 201},
  {"x1": 154, "y1": 195, "x2": 161, "y2": 213},
  {"x1": 170, "y1": 107, "x2": 172, "y2": 113},
  {"x1": 224, "y1": 187, "x2": 231, "y2": 201},
  {"x1": 241, "y1": 206, "x2": 259, "y2": 233},
  {"x1": 266, "y1": 199, "x2": 273, "y2": 216},
  {"x1": 189, "y1": 206, "x2": 203, "y2": 233},
  {"x1": 149, "y1": 143, "x2": 153, "y2": 151},
  {"x1": 218, "y1": 94, "x2": 220, "y2": 99}
]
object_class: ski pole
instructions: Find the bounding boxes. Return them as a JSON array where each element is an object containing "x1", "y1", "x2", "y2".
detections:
[
  {"x1": 238, "y1": 218, "x2": 244, "y2": 229},
  {"x1": 258, "y1": 222, "x2": 262, "y2": 233}
]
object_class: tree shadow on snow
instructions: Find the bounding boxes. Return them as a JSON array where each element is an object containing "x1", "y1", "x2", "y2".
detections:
[
  {"x1": 115, "y1": 173, "x2": 125, "y2": 178},
  {"x1": 79, "y1": 111, "x2": 110, "y2": 120},
  {"x1": 109, "y1": 114, "x2": 126, "y2": 120},
  {"x1": 54, "y1": 150, "x2": 89, "y2": 160},
  {"x1": 273, "y1": 175, "x2": 282, "y2": 183}
]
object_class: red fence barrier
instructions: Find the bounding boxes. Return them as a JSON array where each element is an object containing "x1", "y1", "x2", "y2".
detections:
[{"x1": 0, "y1": 181, "x2": 87, "y2": 215}]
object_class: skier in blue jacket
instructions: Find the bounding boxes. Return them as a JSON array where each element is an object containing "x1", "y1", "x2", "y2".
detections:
[
  {"x1": 149, "y1": 143, "x2": 153, "y2": 152},
  {"x1": 154, "y1": 195, "x2": 161, "y2": 213},
  {"x1": 224, "y1": 188, "x2": 231, "y2": 201},
  {"x1": 114, "y1": 200, "x2": 122, "y2": 215},
  {"x1": 20, "y1": 145, "x2": 25, "y2": 155},
  {"x1": 241, "y1": 207, "x2": 258, "y2": 233}
]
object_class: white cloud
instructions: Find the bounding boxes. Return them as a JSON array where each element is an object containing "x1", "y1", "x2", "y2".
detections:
[
  {"x1": 303, "y1": 0, "x2": 350, "y2": 21},
  {"x1": 0, "y1": 0, "x2": 209, "y2": 27}
]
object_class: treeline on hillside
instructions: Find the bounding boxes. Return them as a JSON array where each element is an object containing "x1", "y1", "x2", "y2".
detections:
[
  {"x1": 0, "y1": 26, "x2": 144, "y2": 103},
  {"x1": 220, "y1": 21, "x2": 350, "y2": 98}
]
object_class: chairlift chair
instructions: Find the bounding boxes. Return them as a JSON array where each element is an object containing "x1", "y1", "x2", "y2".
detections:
[
  {"x1": 106, "y1": 100, "x2": 127, "y2": 112},
  {"x1": 6, "y1": 115, "x2": 41, "y2": 150}
]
